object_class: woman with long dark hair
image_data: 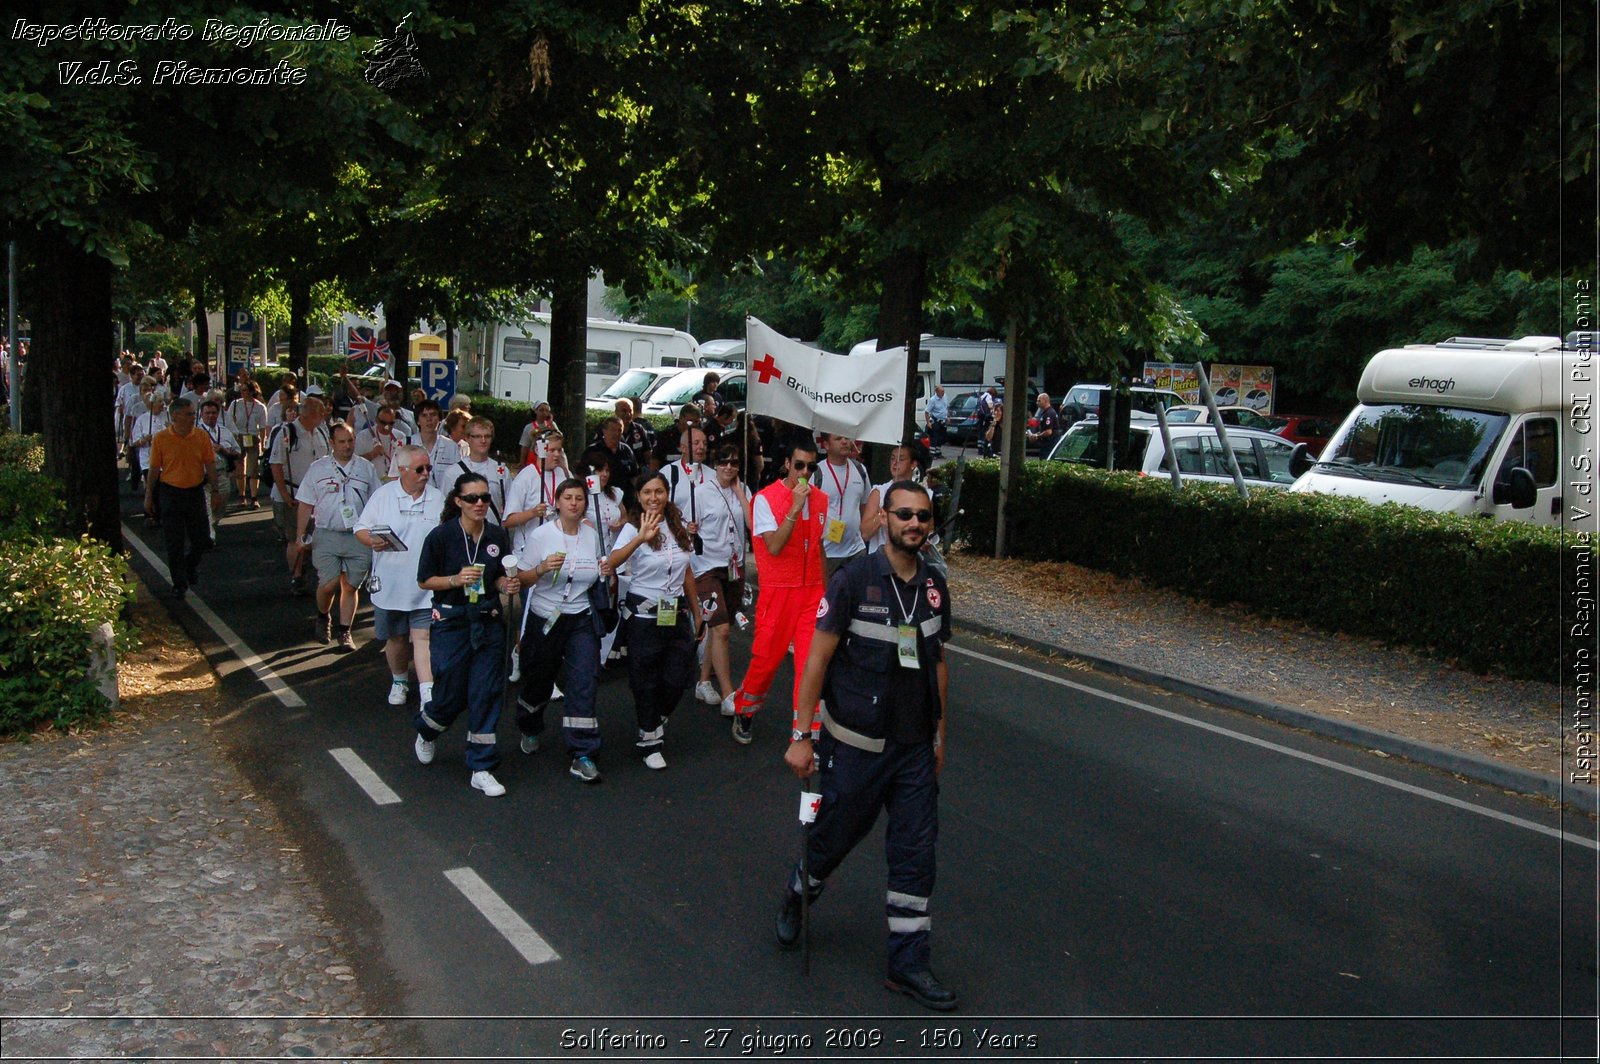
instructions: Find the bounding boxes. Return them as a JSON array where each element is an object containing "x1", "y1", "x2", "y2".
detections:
[
  {"x1": 607, "y1": 470, "x2": 701, "y2": 770},
  {"x1": 413, "y1": 472, "x2": 519, "y2": 796},
  {"x1": 512, "y1": 477, "x2": 613, "y2": 784}
]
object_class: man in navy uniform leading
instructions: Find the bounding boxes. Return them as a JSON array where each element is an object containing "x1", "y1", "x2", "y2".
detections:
[{"x1": 775, "y1": 479, "x2": 955, "y2": 1011}]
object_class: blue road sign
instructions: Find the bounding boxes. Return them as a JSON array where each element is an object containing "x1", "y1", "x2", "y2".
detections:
[
  {"x1": 229, "y1": 309, "x2": 256, "y2": 337},
  {"x1": 421, "y1": 358, "x2": 456, "y2": 404}
]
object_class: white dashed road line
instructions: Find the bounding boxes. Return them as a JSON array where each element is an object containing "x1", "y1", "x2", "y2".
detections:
[
  {"x1": 328, "y1": 747, "x2": 403, "y2": 806},
  {"x1": 947, "y1": 642, "x2": 1597, "y2": 852},
  {"x1": 444, "y1": 867, "x2": 562, "y2": 966},
  {"x1": 122, "y1": 522, "x2": 305, "y2": 708}
]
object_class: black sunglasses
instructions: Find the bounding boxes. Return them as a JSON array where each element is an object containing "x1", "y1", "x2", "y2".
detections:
[
  {"x1": 411, "y1": 464, "x2": 432, "y2": 473},
  {"x1": 888, "y1": 507, "x2": 934, "y2": 523},
  {"x1": 716, "y1": 458, "x2": 739, "y2": 466},
  {"x1": 790, "y1": 459, "x2": 817, "y2": 471},
  {"x1": 459, "y1": 492, "x2": 492, "y2": 504}
]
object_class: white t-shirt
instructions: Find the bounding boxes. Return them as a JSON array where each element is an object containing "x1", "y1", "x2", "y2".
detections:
[
  {"x1": 296, "y1": 455, "x2": 380, "y2": 532},
  {"x1": 131, "y1": 411, "x2": 170, "y2": 469},
  {"x1": 693, "y1": 480, "x2": 746, "y2": 576},
  {"x1": 116, "y1": 381, "x2": 147, "y2": 429},
  {"x1": 413, "y1": 433, "x2": 461, "y2": 491},
  {"x1": 355, "y1": 426, "x2": 411, "y2": 481},
  {"x1": 453, "y1": 455, "x2": 513, "y2": 523},
  {"x1": 268, "y1": 421, "x2": 331, "y2": 503},
  {"x1": 751, "y1": 488, "x2": 814, "y2": 537},
  {"x1": 812, "y1": 457, "x2": 869, "y2": 558},
  {"x1": 866, "y1": 479, "x2": 893, "y2": 553},
  {"x1": 226, "y1": 398, "x2": 267, "y2": 444},
  {"x1": 355, "y1": 480, "x2": 443, "y2": 612},
  {"x1": 521, "y1": 519, "x2": 603, "y2": 622},
  {"x1": 668, "y1": 460, "x2": 708, "y2": 519},
  {"x1": 506, "y1": 463, "x2": 568, "y2": 551},
  {"x1": 592, "y1": 486, "x2": 626, "y2": 548},
  {"x1": 616, "y1": 522, "x2": 690, "y2": 602},
  {"x1": 200, "y1": 420, "x2": 241, "y2": 458}
]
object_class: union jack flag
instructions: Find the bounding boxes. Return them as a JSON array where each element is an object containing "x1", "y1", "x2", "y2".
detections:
[{"x1": 346, "y1": 327, "x2": 391, "y2": 365}]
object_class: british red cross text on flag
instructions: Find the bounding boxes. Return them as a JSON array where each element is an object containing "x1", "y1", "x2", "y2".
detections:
[{"x1": 744, "y1": 317, "x2": 908, "y2": 445}]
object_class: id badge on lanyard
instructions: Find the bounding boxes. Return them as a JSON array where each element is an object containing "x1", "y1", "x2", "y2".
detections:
[
  {"x1": 897, "y1": 625, "x2": 920, "y2": 669},
  {"x1": 656, "y1": 598, "x2": 679, "y2": 628}
]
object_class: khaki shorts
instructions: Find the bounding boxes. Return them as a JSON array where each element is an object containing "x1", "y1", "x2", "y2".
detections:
[
  {"x1": 274, "y1": 500, "x2": 297, "y2": 541},
  {"x1": 312, "y1": 528, "x2": 372, "y2": 587}
]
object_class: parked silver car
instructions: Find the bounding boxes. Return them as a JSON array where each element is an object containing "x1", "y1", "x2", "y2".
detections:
[{"x1": 1044, "y1": 421, "x2": 1299, "y2": 489}]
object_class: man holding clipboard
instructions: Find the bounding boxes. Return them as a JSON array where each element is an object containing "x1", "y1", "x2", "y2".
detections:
[{"x1": 356, "y1": 444, "x2": 445, "y2": 712}]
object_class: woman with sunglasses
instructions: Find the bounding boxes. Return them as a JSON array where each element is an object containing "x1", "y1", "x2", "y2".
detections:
[
  {"x1": 692, "y1": 444, "x2": 750, "y2": 717},
  {"x1": 412, "y1": 473, "x2": 520, "y2": 797},
  {"x1": 511, "y1": 478, "x2": 613, "y2": 784},
  {"x1": 607, "y1": 470, "x2": 701, "y2": 771}
]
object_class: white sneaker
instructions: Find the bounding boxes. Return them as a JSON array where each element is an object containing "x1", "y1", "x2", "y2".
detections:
[
  {"x1": 507, "y1": 657, "x2": 521, "y2": 683},
  {"x1": 695, "y1": 680, "x2": 720, "y2": 706},
  {"x1": 643, "y1": 751, "x2": 667, "y2": 771},
  {"x1": 387, "y1": 680, "x2": 409, "y2": 706},
  {"x1": 550, "y1": 683, "x2": 564, "y2": 701},
  {"x1": 720, "y1": 693, "x2": 737, "y2": 717},
  {"x1": 519, "y1": 734, "x2": 540, "y2": 755},
  {"x1": 470, "y1": 770, "x2": 506, "y2": 796},
  {"x1": 414, "y1": 734, "x2": 436, "y2": 765}
]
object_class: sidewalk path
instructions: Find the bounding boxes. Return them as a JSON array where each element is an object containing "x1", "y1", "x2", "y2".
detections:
[
  {"x1": 0, "y1": 589, "x2": 399, "y2": 1061},
  {"x1": 944, "y1": 552, "x2": 1577, "y2": 807}
]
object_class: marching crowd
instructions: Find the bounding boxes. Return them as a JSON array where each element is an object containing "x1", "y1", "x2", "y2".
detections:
[{"x1": 117, "y1": 350, "x2": 960, "y2": 1011}]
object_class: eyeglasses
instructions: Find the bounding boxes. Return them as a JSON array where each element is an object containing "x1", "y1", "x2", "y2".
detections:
[
  {"x1": 468, "y1": 433, "x2": 493, "y2": 441},
  {"x1": 716, "y1": 459, "x2": 739, "y2": 467},
  {"x1": 459, "y1": 492, "x2": 492, "y2": 504},
  {"x1": 888, "y1": 508, "x2": 935, "y2": 523},
  {"x1": 411, "y1": 464, "x2": 432, "y2": 473},
  {"x1": 790, "y1": 459, "x2": 817, "y2": 471},
  {"x1": 378, "y1": 418, "x2": 396, "y2": 427}
]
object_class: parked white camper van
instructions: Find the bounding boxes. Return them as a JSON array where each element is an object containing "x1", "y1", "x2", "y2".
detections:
[
  {"x1": 1289, "y1": 334, "x2": 1594, "y2": 526},
  {"x1": 847, "y1": 335, "x2": 1016, "y2": 424},
  {"x1": 489, "y1": 315, "x2": 698, "y2": 405}
]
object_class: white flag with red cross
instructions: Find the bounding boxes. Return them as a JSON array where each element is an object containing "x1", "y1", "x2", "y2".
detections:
[{"x1": 744, "y1": 317, "x2": 909, "y2": 445}]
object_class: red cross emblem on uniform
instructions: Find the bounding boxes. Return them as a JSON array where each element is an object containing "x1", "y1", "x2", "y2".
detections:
[{"x1": 752, "y1": 353, "x2": 782, "y2": 384}]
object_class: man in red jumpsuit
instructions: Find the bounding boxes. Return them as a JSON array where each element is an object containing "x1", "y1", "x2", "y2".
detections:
[{"x1": 731, "y1": 435, "x2": 828, "y2": 745}]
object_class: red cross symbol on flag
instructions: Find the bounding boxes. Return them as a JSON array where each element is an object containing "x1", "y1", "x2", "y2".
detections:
[{"x1": 751, "y1": 353, "x2": 782, "y2": 384}]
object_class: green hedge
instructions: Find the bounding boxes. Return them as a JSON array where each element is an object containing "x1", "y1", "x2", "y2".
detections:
[
  {"x1": 954, "y1": 460, "x2": 1566, "y2": 682},
  {"x1": 134, "y1": 332, "x2": 186, "y2": 362},
  {"x1": 0, "y1": 432, "x2": 135, "y2": 736}
]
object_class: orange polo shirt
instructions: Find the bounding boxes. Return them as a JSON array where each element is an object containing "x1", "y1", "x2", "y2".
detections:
[{"x1": 148, "y1": 427, "x2": 216, "y2": 489}]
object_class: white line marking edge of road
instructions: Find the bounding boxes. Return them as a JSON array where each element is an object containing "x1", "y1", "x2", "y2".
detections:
[
  {"x1": 444, "y1": 867, "x2": 561, "y2": 966},
  {"x1": 122, "y1": 521, "x2": 306, "y2": 708},
  {"x1": 328, "y1": 747, "x2": 403, "y2": 806},
  {"x1": 946, "y1": 642, "x2": 1598, "y2": 852}
]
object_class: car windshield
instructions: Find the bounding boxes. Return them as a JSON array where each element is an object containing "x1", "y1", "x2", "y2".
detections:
[
  {"x1": 1166, "y1": 408, "x2": 1202, "y2": 423},
  {"x1": 654, "y1": 374, "x2": 706, "y2": 406},
  {"x1": 1049, "y1": 424, "x2": 1150, "y2": 469},
  {"x1": 598, "y1": 369, "x2": 663, "y2": 400},
  {"x1": 1318, "y1": 403, "x2": 1509, "y2": 489}
]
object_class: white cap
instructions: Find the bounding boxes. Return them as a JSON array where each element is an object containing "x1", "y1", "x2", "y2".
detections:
[
  {"x1": 382, "y1": 378, "x2": 403, "y2": 390},
  {"x1": 304, "y1": 384, "x2": 326, "y2": 396}
]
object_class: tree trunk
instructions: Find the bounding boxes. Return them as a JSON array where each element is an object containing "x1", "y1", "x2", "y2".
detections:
[
  {"x1": 193, "y1": 278, "x2": 210, "y2": 382},
  {"x1": 288, "y1": 276, "x2": 311, "y2": 380},
  {"x1": 995, "y1": 319, "x2": 1029, "y2": 559},
  {"x1": 384, "y1": 293, "x2": 413, "y2": 389},
  {"x1": 871, "y1": 246, "x2": 925, "y2": 481},
  {"x1": 548, "y1": 274, "x2": 588, "y2": 444},
  {"x1": 31, "y1": 232, "x2": 121, "y2": 550}
]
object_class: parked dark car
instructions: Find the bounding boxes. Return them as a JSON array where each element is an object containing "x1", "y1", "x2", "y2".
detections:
[{"x1": 943, "y1": 390, "x2": 987, "y2": 446}]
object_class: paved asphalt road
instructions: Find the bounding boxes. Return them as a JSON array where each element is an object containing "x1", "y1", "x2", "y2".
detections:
[{"x1": 121, "y1": 495, "x2": 1599, "y2": 1061}]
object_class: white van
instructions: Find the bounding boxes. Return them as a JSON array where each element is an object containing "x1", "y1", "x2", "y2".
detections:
[
  {"x1": 1289, "y1": 334, "x2": 1590, "y2": 526},
  {"x1": 848, "y1": 335, "x2": 1027, "y2": 424},
  {"x1": 489, "y1": 315, "x2": 698, "y2": 405}
]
